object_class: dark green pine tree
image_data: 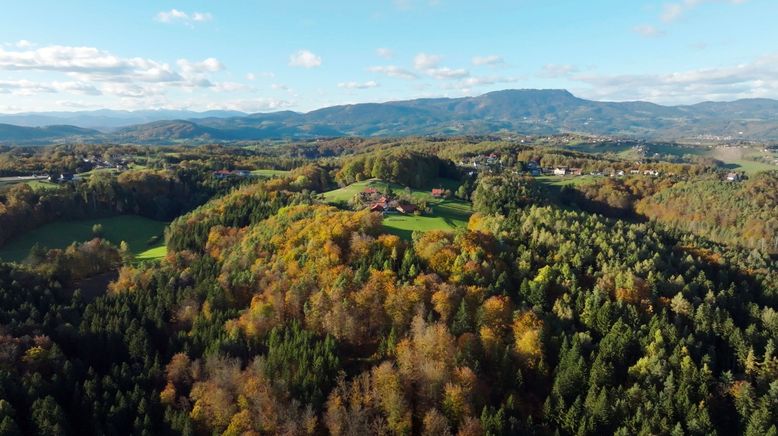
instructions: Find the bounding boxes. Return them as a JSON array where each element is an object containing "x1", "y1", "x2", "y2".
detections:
[{"x1": 451, "y1": 300, "x2": 473, "y2": 336}]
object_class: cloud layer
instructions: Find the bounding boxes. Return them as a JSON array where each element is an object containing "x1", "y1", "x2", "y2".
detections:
[{"x1": 570, "y1": 53, "x2": 778, "y2": 103}]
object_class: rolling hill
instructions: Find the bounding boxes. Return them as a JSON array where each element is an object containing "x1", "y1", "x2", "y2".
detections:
[
  {"x1": 5, "y1": 89, "x2": 778, "y2": 143},
  {"x1": 0, "y1": 123, "x2": 100, "y2": 143}
]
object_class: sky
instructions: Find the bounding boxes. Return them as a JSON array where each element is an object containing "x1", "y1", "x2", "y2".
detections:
[{"x1": 0, "y1": 0, "x2": 776, "y2": 113}]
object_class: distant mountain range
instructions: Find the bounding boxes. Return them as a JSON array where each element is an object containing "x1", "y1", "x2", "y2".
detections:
[
  {"x1": 0, "y1": 109, "x2": 247, "y2": 130},
  {"x1": 3, "y1": 89, "x2": 778, "y2": 144}
]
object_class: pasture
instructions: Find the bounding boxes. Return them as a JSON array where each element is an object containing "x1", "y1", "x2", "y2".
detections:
[
  {"x1": 0, "y1": 215, "x2": 168, "y2": 263},
  {"x1": 322, "y1": 178, "x2": 472, "y2": 239},
  {"x1": 251, "y1": 169, "x2": 290, "y2": 178}
]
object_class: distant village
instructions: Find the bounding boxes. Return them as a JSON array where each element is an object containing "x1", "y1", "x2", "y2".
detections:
[{"x1": 457, "y1": 152, "x2": 745, "y2": 182}]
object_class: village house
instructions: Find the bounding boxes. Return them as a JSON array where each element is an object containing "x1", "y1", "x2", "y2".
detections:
[
  {"x1": 726, "y1": 172, "x2": 741, "y2": 182},
  {"x1": 213, "y1": 169, "x2": 252, "y2": 179},
  {"x1": 396, "y1": 204, "x2": 417, "y2": 214},
  {"x1": 553, "y1": 167, "x2": 567, "y2": 176},
  {"x1": 431, "y1": 188, "x2": 446, "y2": 198}
]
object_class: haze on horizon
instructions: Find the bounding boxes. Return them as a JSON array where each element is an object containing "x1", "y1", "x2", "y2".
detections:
[{"x1": 0, "y1": 0, "x2": 775, "y2": 113}]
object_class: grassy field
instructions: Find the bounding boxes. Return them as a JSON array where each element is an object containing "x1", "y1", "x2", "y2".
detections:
[
  {"x1": 322, "y1": 178, "x2": 472, "y2": 239},
  {"x1": 723, "y1": 159, "x2": 777, "y2": 175},
  {"x1": 0, "y1": 215, "x2": 168, "y2": 263},
  {"x1": 251, "y1": 169, "x2": 290, "y2": 178},
  {"x1": 0, "y1": 178, "x2": 60, "y2": 193},
  {"x1": 534, "y1": 175, "x2": 598, "y2": 187}
]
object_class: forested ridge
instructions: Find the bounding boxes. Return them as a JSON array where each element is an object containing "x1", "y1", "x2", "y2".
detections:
[{"x1": 0, "y1": 140, "x2": 775, "y2": 435}]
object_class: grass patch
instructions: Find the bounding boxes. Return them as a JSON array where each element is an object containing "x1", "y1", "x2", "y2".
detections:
[
  {"x1": 535, "y1": 175, "x2": 598, "y2": 187},
  {"x1": 322, "y1": 178, "x2": 472, "y2": 239},
  {"x1": 251, "y1": 169, "x2": 290, "y2": 178},
  {"x1": 0, "y1": 178, "x2": 60, "y2": 193},
  {"x1": 0, "y1": 215, "x2": 168, "y2": 263},
  {"x1": 723, "y1": 159, "x2": 776, "y2": 175},
  {"x1": 136, "y1": 245, "x2": 168, "y2": 261}
]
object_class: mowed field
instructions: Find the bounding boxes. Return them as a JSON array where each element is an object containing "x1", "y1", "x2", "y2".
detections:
[
  {"x1": 534, "y1": 174, "x2": 598, "y2": 187},
  {"x1": 0, "y1": 215, "x2": 168, "y2": 263},
  {"x1": 322, "y1": 178, "x2": 472, "y2": 239},
  {"x1": 251, "y1": 169, "x2": 290, "y2": 178},
  {"x1": 724, "y1": 159, "x2": 777, "y2": 175},
  {"x1": 0, "y1": 177, "x2": 60, "y2": 193}
]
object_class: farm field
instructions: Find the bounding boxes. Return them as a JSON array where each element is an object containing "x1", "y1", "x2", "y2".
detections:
[
  {"x1": 322, "y1": 178, "x2": 472, "y2": 239},
  {"x1": 0, "y1": 215, "x2": 168, "y2": 263}
]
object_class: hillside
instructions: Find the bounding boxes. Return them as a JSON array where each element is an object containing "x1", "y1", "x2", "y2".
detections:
[
  {"x1": 6, "y1": 89, "x2": 778, "y2": 143},
  {"x1": 0, "y1": 123, "x2": 100, "y2": 143}
]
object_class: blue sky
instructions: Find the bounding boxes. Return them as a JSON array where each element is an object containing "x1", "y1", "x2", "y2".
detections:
[{"x1": 0, "y1": 0, "x2": 775, "y2": 113}]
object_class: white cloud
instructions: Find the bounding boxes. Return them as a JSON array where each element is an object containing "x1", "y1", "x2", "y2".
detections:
[
  {"x1": 413, "y1": 52, "x2": 442, "y2": 70},
  {"x1": 212, "y1": 82, "x2": 251, "y2": 92},
  {"x1": 442, "y1": 75, "x2": 520, "y2": 92},
  {"x1": 14, "y1": 40, "x2": 33, "y2": 49},
  {"x1": 100, "y1": 82, "x2": 158, "y2": 98},
  {"x1": 191, "y1": 12, "x2": 212, "y2": 22},
  {"x1": 155, "y1": 9, "x2": 212, "y2": 26},
  {"x1": 288, "y1": 50, "x2": 322, "y2": 68},
  {"x1": 0, "y1": 44, "x2": 245, "y2": 104},
  {"x1": 368, "y1": 65, "x2": 418, "y2": 80},
  {"x1": 539, "y1": 64, "x2": 579, "y2": 78},
  {"x1": 472, "y1": 55, "x2": 504, "y2": 66},
  {"x1": 0, "y1": 45, "x2": 183, "y2": 83},
  {"x1": 272, "y1": 83, "x2": 290, "y2": 90},
  {"x1": 177, "y1": 58, "x2": 223, "y2": 75},
  {"x1": 51, "y1": 81, "x2": 101, "y2": 95},
  {"x1": 337, "y1": 80, "x2": 379, "y2": 89},
  {"x1": 376, "y1": 48, "x2": 395, "y2": 59},
  {"x1": 633, "y1": 25, "x2": 665, "y2": 38},
  {"x1": 205, "y1": 98, "x2": 293, "y2": 112},
  {"x1": 412, "y1": 52, "x2": 472, "y2": 80},
  {"x1": 0, "y1": 80, "x2": 56, "y2": 95},
  {"x1": 660, "y1": 0, "x2": 748, "y2": 23},
  {"x1": 176, "y1": 58, "x2": 224, "y2": 76},
  {"x1": 246, "y1": 73, "x2": 256, "y2": 81},
  {"x1": 426, "y1": 67, "x2": 469, "y2": 79},
  {"x1": 570, "y1": 52, "x2": 778, "y2": 104}
]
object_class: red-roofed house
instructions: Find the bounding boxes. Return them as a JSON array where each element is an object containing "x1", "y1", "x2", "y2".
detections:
[
  {"x1": 396, "y1": 204, "x2": 417, "y2": 214},
  {"x1": 431, "y1": 188, "x2": 445, "y2": 198}
]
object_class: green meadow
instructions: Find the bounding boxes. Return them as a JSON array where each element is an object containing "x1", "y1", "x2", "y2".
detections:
[
  {"x1": 251, "y1": 169, "x2": 291, "y2": 178},
  {"x1": 0, "y1": 215, "x2": 168, "y2": 263},
  {"x1": 322, "y1": 178, "x2": 472, "y2": 239}
]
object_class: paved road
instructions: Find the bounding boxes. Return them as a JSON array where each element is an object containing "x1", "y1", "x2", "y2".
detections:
[{"x1": 0, "y1": 175, "x2": 49, "y2": 182}]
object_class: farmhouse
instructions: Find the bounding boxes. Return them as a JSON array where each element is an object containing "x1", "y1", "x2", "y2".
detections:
[
  {"x1": 213, "y1": 169, "x2": 252, "y2": 179},
  {"x1": 49, "y1": 173, "x2": 74, "y2": 183},
  {"x1": 396, "y1": 204, "x2": 417, "y2": 214},
  {"x1": 553, "y1": 167, "x2": 567, "y2": 176},
  {"x1": 431, "y1": 188, "x2": 446, "y2": 198}
]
